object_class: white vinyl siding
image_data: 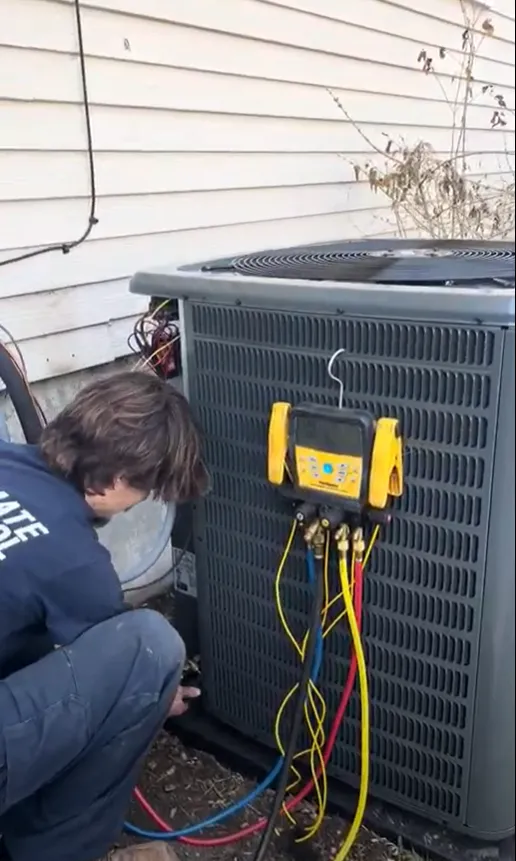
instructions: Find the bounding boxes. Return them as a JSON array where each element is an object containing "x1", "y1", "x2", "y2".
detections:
[{"x1": 0, "y1": 0, "x2": 514, "y2": 382}]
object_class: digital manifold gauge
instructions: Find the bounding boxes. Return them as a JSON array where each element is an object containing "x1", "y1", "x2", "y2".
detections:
[{"x1": 268, "y1": 402, "x2": 404, "y2": 516}]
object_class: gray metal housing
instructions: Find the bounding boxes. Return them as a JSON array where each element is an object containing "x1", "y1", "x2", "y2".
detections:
[{"x1": 131, "y1": 260, "x2": 515, "y2": 841}]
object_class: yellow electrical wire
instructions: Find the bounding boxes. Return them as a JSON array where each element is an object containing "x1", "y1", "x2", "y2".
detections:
[
  {"x1": 136, "y1": 297, "x2": 171, "y2": 333},
  {"x1": 148, "y1": 297, "x2": 171, "y2": 320},
  {"x1": 134, "y1": 336, "x2": 180, "y2": 372},
  {"x1": 132, "y1": 298, "x2": 178, "y2": 372},
  {"x1": 272, "y1": 523, "x2": 330, "y2": 841},
  {"x1": 332, "y1": 551, "x2": 370, "y2": 861}
]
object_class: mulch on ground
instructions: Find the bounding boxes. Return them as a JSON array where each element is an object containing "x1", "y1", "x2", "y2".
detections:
[{"x1": 123, "y1": 731, "x2": 420, "y2": 861}]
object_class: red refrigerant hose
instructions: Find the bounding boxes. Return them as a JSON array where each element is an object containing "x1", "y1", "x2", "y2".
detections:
[{"x1": 134, "y1": 559, "x2": 365, "y2": 848}]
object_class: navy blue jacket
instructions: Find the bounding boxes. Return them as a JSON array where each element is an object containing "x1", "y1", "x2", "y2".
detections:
[{"x1": 0, "y1": 441, "x2": 125, "y2": 677}]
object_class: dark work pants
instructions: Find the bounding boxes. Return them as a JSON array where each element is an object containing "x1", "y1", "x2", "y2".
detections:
[{"x1": 0, "y1": 610, "x2": 185, "y2": 861}]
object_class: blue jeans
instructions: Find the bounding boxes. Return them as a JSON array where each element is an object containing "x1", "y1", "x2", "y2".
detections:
[{"x1": 0, "y1": 610, "x2": 185, "y2": 861}]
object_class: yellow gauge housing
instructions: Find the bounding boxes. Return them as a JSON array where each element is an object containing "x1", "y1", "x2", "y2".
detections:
[{"x1": 267, "y1": 402, "x2": 403, "y2": 514}]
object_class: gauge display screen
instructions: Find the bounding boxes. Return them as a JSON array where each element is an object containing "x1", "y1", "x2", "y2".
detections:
[{"x1": 295, "y1": 415, "x2": 363, "y2": 457}]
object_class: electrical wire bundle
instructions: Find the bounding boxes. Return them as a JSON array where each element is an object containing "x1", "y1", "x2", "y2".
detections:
[
  {"x1": 127, "y1": 518, "x2": 378, "y2": 860},
  {"x1": 128, "y1": 300, "x2": 180, "y2": 377}
]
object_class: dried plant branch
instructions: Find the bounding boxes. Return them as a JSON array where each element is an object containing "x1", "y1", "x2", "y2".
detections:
[{"x1": 332, "y1": 0, "x2": 515, "y2": 241}]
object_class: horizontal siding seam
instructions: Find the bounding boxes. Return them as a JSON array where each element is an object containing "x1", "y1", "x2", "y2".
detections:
[
  {"x1": 0, "y1": 227, "x2": 402, "y2": 298},
  {"x1": 3, "y1": 147, "x2": 514, "y2": 156},
  {"x1": 1, "y1": 0, "x2": 512, "y2": 381},
  {"x1": 50, "y1": 0, "x2": 515, "y2": 76},
  {"x1": 0, "y1": 203, "x2": 393, "y2": 256},
  {"x1": 370, "y1": 0, "x2": 515, "y2": 41},
  {"x1": 0, "y1": 98, "x2": 507, "y2": 133},
  {"x1": 257, "y1": 0, "x2": 516, "y2": 48},
  {"x1": 0, "y1": 276, "x2": 128, "y2": 296},
  {"x1": 14, "y1": 313, "x2": 139, "y2": 342},
  {"x1": 2, "y1": 172, "x2": 512, "y2": 205},
  {"x1": 1, "y1": 42, "x2": 513, "y2": 103}
]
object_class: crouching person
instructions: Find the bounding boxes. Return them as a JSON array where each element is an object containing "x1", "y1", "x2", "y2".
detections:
[{"x1": 0, "y1": 372, "x2": 207, "y2": 861}]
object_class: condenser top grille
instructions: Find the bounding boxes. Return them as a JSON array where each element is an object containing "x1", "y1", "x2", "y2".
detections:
[{"x1": 201, "y1": 239, "x2": 515, "y2": 285}]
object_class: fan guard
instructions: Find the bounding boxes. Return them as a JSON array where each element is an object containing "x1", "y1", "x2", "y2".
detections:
[{"x1": 201, "y1": 239, "x2": 515, "y2": 285}]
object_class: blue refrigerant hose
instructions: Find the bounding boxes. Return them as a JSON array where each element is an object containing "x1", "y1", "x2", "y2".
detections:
[{"x1": 124, "y1": 547, "x2": 324, "y2": 840}]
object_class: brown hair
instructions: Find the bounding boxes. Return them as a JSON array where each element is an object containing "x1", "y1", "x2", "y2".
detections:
[{"x1": 39, "y1": 371, "x2": 209, "y2": 502}]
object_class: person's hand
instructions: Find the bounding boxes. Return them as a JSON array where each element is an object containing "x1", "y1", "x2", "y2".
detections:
[{"x1": 169, "y1": 685, "x2": 201, "y2": 718}]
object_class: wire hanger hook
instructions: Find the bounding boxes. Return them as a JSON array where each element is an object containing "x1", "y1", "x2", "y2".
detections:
[{"x1": 327, "y1": 348, "x2": 346, "y2": 409}]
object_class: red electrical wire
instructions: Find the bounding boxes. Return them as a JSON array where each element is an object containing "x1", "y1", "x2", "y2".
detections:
[{"x1": 133, "y1": 558, "x2": 365, "y2": 848}]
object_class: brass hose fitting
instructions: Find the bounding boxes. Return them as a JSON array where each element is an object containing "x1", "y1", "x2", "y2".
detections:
[
  {"x1": 312, "y1": 526, "x2": 326, "y2": 560},
  {"x1": 335, "y1": 523, "x2": 350, "y2": 557},
  {"x1": 352, "y1": 527, "x2": 366, "y2": 562},
  {"x1": 304, "y1": 519, "x2": 321, "y2": 546}
]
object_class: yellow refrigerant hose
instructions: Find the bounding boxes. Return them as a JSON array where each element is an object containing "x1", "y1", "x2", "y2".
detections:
[
  {"x1": 273, "y1": 524, "x2": 329, "y2": 842},
  {"x1": 274, "y1": 525, "x2": 374, "y2": 855},
  {"x1": 333, "y1": 547, "x2": 371, "y2": 860}
]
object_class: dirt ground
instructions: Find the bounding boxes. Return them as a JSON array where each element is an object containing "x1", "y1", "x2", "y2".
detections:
[{"x1": 123, "y1": 731, "x2": 421, "y2": 861}]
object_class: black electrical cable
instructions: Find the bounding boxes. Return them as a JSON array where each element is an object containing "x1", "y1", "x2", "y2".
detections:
[
  {"x1": 0, "y1": 325, "x2": 48, "y2": 426},
  {"x1": 0, "y1": 344, "x2": 44, "y2": 443},
  {"x1": 0, "y1": 0, "x2": 97, "y2": 269},
  {"x1": 252, "y1": 550, "x2": 325, "y2": 861}
]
